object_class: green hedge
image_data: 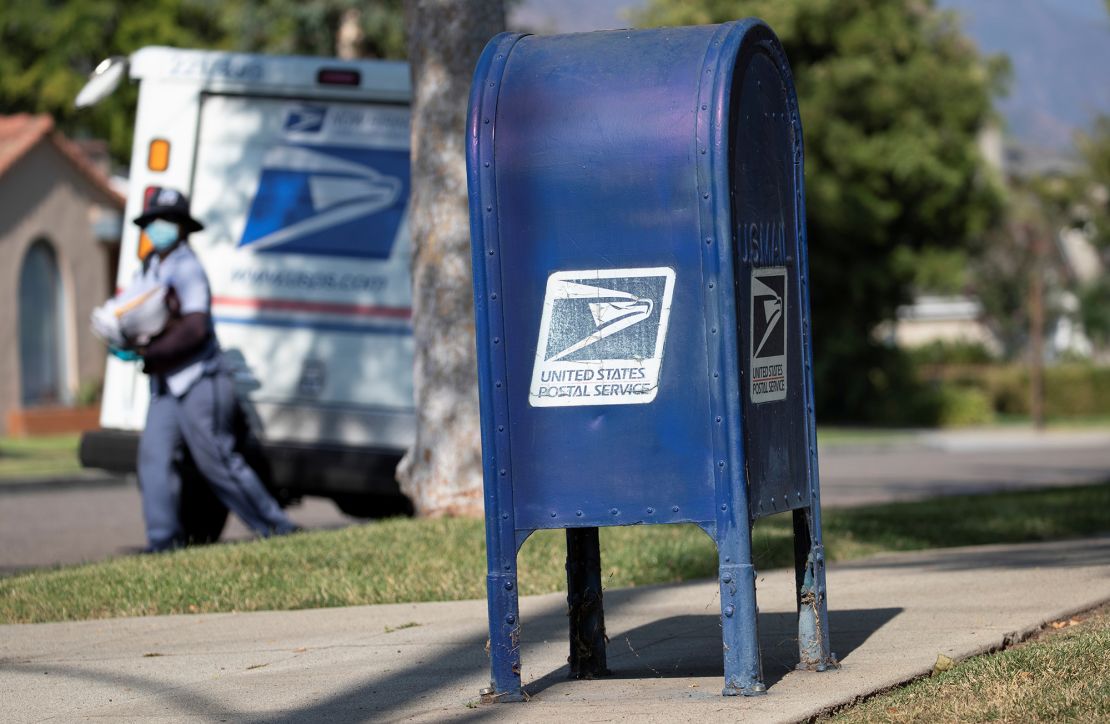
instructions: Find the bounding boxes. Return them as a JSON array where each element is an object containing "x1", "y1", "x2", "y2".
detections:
[{"x1": 922, "y1": 364, "x2": 1110, "y2": 422}]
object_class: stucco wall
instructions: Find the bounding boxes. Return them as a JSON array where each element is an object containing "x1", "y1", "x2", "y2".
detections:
[{"x1": 0, "y1": 142, "x2": 115, "y2": 433}]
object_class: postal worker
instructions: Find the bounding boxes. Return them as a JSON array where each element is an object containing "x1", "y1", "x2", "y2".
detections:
[{"x1": 129, "y1": 186, "x2": 298, "y2": 551}]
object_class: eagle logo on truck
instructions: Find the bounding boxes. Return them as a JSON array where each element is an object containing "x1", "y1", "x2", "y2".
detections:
[{"x1": 239, "y1": 143, "x2": 408, "y2": 259}]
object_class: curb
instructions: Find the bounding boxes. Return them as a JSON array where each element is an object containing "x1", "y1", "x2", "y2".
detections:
[{"x1": 0, "y1": 472, "x2": 130, "y2": 495}]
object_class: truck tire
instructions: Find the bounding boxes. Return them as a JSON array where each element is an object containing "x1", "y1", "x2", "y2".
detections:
[{"x1": 333, "y1": 493, "x2": 414, "y2": 519}]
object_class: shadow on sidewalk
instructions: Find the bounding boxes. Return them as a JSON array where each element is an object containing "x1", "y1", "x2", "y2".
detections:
[
  {"x1": 2, "y1": 592, "x2": 902, "y2": 722},
  {"x1": 525, "y1": 607, "x2": 902, "y2": 696}
]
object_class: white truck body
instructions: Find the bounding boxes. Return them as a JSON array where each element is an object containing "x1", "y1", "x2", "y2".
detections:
[{"x1": 89, "y1": 47, "x2": 415, "y2": 500}]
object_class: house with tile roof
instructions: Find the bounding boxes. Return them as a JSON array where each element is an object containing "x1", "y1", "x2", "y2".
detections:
[{"x1": 0, "y1": 114, "x2": 125, "y2": 435}]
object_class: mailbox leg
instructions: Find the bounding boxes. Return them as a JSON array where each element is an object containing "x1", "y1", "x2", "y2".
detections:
[
  {"x1": 793, "y1": 508, "x2": 833, "y2": 670},
  {"x1": 482, "y1": 564, "x2": 524, "y2": 702},
  {"x1": 566, "y1": 527, "x2": 609, "y2": 678},
  {"x1": 719, "y1": 555, "x2": 765, "y2": 696}
]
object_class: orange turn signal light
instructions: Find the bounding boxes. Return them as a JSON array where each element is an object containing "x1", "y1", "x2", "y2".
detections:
[{"x1": 148, "y1": 139, "x2": 170, "y2": 172}]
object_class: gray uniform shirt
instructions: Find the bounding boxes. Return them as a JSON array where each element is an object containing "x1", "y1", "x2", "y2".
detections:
[{"x1": 141, "y1": 243, "x2": 219, "y2": 397}]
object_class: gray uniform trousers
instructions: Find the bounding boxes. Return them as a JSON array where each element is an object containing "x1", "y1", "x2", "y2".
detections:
[{"x1": 139, "y1": 369, "x2": 295, "y2": 550}]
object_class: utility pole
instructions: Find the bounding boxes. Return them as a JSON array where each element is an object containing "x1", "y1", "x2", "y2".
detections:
[{"x1": 1028, "y1": 224, "x2": 1046, "y2": 430}]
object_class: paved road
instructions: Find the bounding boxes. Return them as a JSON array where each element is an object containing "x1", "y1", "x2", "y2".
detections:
[
  {"x1": 1, "y1": 430, "x2": 1107, "y2": 574},
  {"x1": 818, "y1": 440, "x2": 1110, "y2": 507},
  {"x1": 0, "y1": 481, "x2": 364, "y2": 575}
]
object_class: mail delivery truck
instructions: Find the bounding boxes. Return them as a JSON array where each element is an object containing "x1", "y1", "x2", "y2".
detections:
[{"x1": 77, "y1": 47, "x2": 415, "y2": 538}]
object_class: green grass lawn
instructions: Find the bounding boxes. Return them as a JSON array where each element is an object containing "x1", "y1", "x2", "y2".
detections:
[
  {"x1": 816, "y1": 427, "x2": 919, "y2": 446},
  {"x1": 0, "y1": 435, "x2": 82, "y2": 480},
  {"x1": 1, "y1": 483, "x2": 1107, "y2": 625},
  {"x1": 827, "y1": 604, "x2": 1110, "y2": 723}
]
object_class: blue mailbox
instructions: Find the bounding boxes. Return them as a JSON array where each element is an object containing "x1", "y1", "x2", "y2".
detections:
[{"x1": 467, "y1": 19, "x2": 834, "y2": 701}]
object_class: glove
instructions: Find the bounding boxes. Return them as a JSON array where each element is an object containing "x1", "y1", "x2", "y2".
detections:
[{"x1": 109, "y1": 346, "x2": 142, "y2": 362}]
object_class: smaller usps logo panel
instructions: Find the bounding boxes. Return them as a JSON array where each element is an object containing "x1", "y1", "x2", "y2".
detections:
[
  {"x1": 530, "y1": 268, "x2": 675, "y2": 407},
  {"x1": 749, "y1": 267, "x2": 787, "y2": 404}
]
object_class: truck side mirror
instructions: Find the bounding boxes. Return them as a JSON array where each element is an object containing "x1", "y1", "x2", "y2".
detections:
[{"x1": 76, "y1": 56, "x2": 129, "y2": 109}]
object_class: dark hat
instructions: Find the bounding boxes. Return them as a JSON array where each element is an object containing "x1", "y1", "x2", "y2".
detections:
[{"x1": 132, "y1": 186, "x2": 204, "y2": 233}]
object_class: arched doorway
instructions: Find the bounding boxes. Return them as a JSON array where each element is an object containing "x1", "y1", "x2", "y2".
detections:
[{"x1": 18, "y1": 239, "x2": 68, "y2": 406}]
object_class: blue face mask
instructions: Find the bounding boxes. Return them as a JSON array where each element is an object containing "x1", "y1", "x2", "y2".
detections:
[{"x1": 145, "y1": 219, "x2": 180, "y2": 252}]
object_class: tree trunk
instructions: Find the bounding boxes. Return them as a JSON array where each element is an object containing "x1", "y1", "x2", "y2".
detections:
[
  {"x1": 397, "y1": 0, "x2": 505, "y2": 517},
  {"x1": 336, "y1": 9, "x2": 364, "y2": 60}
]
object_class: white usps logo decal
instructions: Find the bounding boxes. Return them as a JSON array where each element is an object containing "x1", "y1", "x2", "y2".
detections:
[
  {"x1": 530, "y1": 267, "x2": 675, "y2": 407},
  {"x1": 750, "y1": 267, "x2": 788, "y2": 403}
]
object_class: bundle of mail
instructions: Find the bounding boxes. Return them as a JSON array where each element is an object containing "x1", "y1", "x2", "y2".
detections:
[{"x1": 90, "y1": 277, "x2": 170, "y2": 349}]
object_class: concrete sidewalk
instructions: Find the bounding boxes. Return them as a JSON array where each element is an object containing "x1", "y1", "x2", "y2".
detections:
[{"x1": 3, "y1": 537, "x2": 1109, "y2": 723}]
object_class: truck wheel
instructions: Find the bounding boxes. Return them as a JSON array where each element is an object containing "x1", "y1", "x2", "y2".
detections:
[
  {"x1": 179, "y1": 453, "x2": 229, "y2": 545},
  {"x1": 333, "y1": 493, "x2": 414, "y2": 519}
]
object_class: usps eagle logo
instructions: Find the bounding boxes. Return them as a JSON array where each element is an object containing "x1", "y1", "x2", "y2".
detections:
[
  {"x1": 238, "y1": 144, "x2": 409, "y2": 259},
  {"x1": 530, "y1": 267, "x2": 675, "y2": 407}
]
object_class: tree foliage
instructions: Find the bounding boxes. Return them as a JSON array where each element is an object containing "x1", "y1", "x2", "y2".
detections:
[
  {"x1": 1077, "y1": 116, "x2": 1110, "y2": 251},
  {"x1": 0, "y1": 0, "x2": 405, "y2": 162},
  {"x1": 0, "y1": 0, "x2": 227, "y2": 161},
  {"x1": 1074, "y1": 116, "x2": 1110, "y2": 348},
  {"x1": 636, "y1": 0, "x2": 1006, "y2": 420},
  {"x1": 215, "y1": 0, "x2": 405, "y2": 59}
]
